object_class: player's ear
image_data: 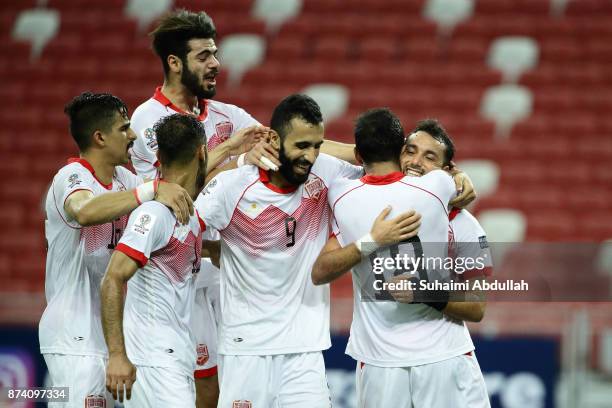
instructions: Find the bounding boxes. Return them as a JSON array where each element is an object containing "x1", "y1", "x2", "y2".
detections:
[
  {"x1": 167, "y1": 54, "x2": 182, "y2": 74},
  {"x1": 92, "y1": 130, "x2": 105, "y2": 148},
  {"x1": 354, "y1": 147, "x2": 363, "y2": 165},
  {"x1": 269, "y1": 130, "x2": 280, "y2": 150}
]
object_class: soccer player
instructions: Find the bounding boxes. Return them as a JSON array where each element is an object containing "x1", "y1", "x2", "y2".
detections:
[
  {"x1": 195, "y1": 94, "x2": 421, "y2": 407},
  {"x1": 101, "y1": 114, "x2": 208, "y2": 407},
  {"x1": 128, "y1": 10, "x2": 268, "y2": 407},
  {"x1": 40, "y1": 92, "x2": 192, "y2": 408},
  {"x1": 312, "y1": 109, "x2": 490, "y2": 408}
]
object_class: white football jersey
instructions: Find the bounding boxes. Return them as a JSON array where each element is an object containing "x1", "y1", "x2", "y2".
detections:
[
  {"x1": 449, "y1": 209, "x2": 494, "y2": 280},
  {"x1": 329, "y1": 170, "x2": 476, "y2": 367},
  {"x1": 40, "y1": 158, "x2": 142, "y2": 356},
  {"x1": 116, "y1": 201, "x2": 203, "y2": 377},
  {"x1": 130, "y1": 87, "x2": 259, "y2": 179},
  {"x1": 194, "y1": 153, "x2": 363, "y2": 355}
]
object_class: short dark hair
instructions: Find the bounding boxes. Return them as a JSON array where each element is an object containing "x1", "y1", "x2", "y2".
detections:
[
  {"x1": 411, "y1": 119, "x2": 455, "y2": 166},
  {"x1": 153, "y1": 114, "x2": 206, "y2": 167},
  {"x1": 64, "y1": 92, "x2": 128, "y2": 151},
  {"x1": 354, "y1": 108, "x2": 405, "y2": 164},
  {"x1": 150, "y1": 9, "x2": 216, "y2": 75},
  {"x1": 270, "y1": 94, "x2": 323, "y2": 141}
]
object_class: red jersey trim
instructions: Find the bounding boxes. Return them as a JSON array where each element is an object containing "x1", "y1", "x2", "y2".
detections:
[
  {"x1": 196, "y1": 210, "x2": 207, "y2": 232},
  {"x1": 152, "y1": 87, "x2": 209, "y2": 121},
  {"x1": 116, "y1": 243, "x2": 148, "y2": 267},
  {"x1": 194, "y1": 366, "x2": 218, "y2": 378},
  {"x1": 460, "y1": 267, "x2": 493, "y2": 281},
  {"x1": 360, "y1": 171, "x2": 404, "y2": 185},
  {"x1": 449, "y1": 208, "x2": 462, "y2": 221},
  {"x1": 258, "y1": 168, "x2": 299, "y2": 194},
  {"x1": 67, "y1": 158, "x2": 113, "y2": 190}
]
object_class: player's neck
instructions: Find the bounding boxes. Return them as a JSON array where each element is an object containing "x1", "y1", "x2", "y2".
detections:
[
  {"x1": 268, "y1": 170, "x2": 295, "y2": 189},
  {"x1": 161, "y1": 80, "x2": 200, "y2": 115},
  {"x1": 363, "y1": 161, "x2": 402, "y2": 176},
  {"x1": 80, "y1": 153, "x2": 115, "y2": 185},
  {"x1": 161, "y1": 166, "x2": 198, "y2": 200}
]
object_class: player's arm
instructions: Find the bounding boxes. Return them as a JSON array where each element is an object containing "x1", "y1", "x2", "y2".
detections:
[
  {"x1": 312, "y1": 207, "x2": 421, "y2": 285},
  {"x1": 441, "y1": 280, "x2": 487, "y2": 322},
  {"x1": 321, "y1": 140, "x2": 358, "y2": 164},
  {"x1": 447, "y1": 164, "x2": 476, "y2": 209},
  {"x1": 64, "y1": 181, "x2": 193, "y2": 225},
  {"x1": 101, "y1": 251, "x2": 139, "y2": 403},
  {"x1": 202, "y1": 240, "x2": 221, "y2": 268},
  {"x1": 206, "y1": 125, "x2": 270, "y2": 172}
]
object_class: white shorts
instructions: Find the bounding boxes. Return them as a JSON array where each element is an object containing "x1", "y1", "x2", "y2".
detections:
[
  {"x1": 356, "y1": 353, "x2": 490, "y2": 408},
  {"x1": 125, "y1": 365, "x2": 195, "y2": 408},
  {"x1": 43, "y1": 353, "x2": 113, "y2": 408},
  {"x1": 218, "y1": 352, "x2": 331, "y2": 408},
  {"x1": 192, "y1": 259, "x2": 220, "y2": 378}
]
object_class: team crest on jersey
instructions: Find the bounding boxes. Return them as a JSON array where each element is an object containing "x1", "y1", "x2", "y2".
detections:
[
  {"x1": 133, "y1": 213, "x2": 155, "y2": 235},
  {"x1": 304, "y1": 178, "x2": 325, "y2": 199},
  {"x1": 67, "y1": 173, "x2": 81, "y2": 188},
  {"x1": 215, "y1": 121, "x2": 233, "y2": 140},
  {"x1": 232, "y1": 401, "x2": 252, "y2": 408},
  {"x1": 84, "y1": 395, "x2": 106, "y2": 407},
  {"x1": 196, "y1": 344, "x2": 209, "y2": 365},
  {"x1": 144, "y1": 128, "x2": 157, "y2": 149}
]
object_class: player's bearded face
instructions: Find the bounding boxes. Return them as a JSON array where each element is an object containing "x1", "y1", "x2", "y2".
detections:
[
  {"x1": 278, "y1": 142, "x2": 313, "y2": 185},
  {"x1": 181, "y1": 61, "x2": 217, "y2": 100}
]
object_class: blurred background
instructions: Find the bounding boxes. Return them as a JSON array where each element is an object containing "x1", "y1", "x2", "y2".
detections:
[{"x1": 1, "y1": 0, "x2": 612, "y2": 407}]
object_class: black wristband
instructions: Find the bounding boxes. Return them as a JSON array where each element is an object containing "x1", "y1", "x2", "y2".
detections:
[
  {"x1": 425, "y1": 301, "x2": 448, "y2": 312},
  {"x1": 411, "y1": 280, "x2": 450, "y2": 312}
]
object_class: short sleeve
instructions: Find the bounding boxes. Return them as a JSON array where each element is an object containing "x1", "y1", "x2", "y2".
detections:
[
  {"x1": 130, "y1": 113, "x2": 160, "y2": 180},
  {"x1": 54, "y1": 166, "x2": 96, "y2": 227},
  {"x1": 115, "y1": 203, "x2": 173, "y2": 267},
  {"x1": 420, "y1": 169, "x2": 456, "y2": 209},
  {"x1": 451, "y1": 211, "x2": 493, "y2": 280},
  {"x1": 311, "y1": 153, "x2": 363, "y2": 185},
  {"x1": 228, "y1": 104, "x2": 260, "y2": 130},
  {"x1": 194, "y1": 174, "x2": 232, "y2": 232}
]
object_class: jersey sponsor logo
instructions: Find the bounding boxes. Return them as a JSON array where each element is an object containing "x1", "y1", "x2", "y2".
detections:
[
  {"x1": 479, "y1": 236, "x2": 489, "y2": 249},
  {"x1": 85, "y1": 395, "x2": 106, "y2": 407},
  {"x1": 304, "y1": 178, "x2": 325, "y2": 199},
  {"x1": 201, "y1": 178, "x2": 217, "y2": 196},
  {"x1": 232, "y1": 401, "x2": 252, "y2": 408},
  {"x1": 68, "y1": 173, "x2": 82, "y2": 188},
  {"x1": 196, "y1": 344, "x2": 209, "y2": 365},
  {"x1": 133, "y1": 213, "x2": 155, "y2": 235},
  {"x1": 144, "y1": 128, "x2": 157, "y2": 149}
]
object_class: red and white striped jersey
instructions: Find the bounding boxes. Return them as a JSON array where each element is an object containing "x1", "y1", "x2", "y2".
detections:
[
  {"x1": 194, "y1": 154, "x2": 363, "y2": 355},
  {"x1": 129, "y1": 87, "x2": 259, "y2": 179},
  {"x1": 116, "y1": 201, "x2": 203, "y2": 377},
  {"x1": 40, "y1": 158, "x2": 142, "y2": 357},
  {"x1": 329, "y1": 170, "x2": 476, "y2": 367}
]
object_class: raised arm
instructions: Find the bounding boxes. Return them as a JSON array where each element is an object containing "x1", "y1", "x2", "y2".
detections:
[
  {"x1": 101, "y1": 251, "x2": 139, "y2": 402},
  {"x1": 321, "y1": 140, "x2": 358, "y2": 164},
  {"x1": 312, "y1": 207, "x2": 421, "y2": 285}
]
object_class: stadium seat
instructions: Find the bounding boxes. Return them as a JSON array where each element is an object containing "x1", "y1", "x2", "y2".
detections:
[
  {"x1": 480, "y1": 85, "x2": 533, "y2": 138},
  {"x1": 423, "y1": 0, "x2": 474, "y2": 36},
  {"x1": 455, "y1": 159, "x2": 500, "y2": 198},
  {"x1": 125, "y1": 0, "x2": 171, "y2": 32},
  {"x1": 11, "y1": 8, "x2": 60, "y2": 60},
  {"x1": 595, "y1": 240, "x2": 612, "y2": 276},
  {"x1": 477, "y1": 208, "x2": 527, "y2": 242},
  {"x1": 301, "y1": 83, "x2": 349, "y2": 123},
  {"x1": 253, "y1": 0, "x2": 302, "y2": 34},
  {"x1": 487, "y1": 36, "x2": 540, "y2": 83},
  {"x1": 218, "y1": 34, "x2": 266, "y2": 88},
  {"x1": 601, "y1": 328, "x2": 612, "y2": 374}
]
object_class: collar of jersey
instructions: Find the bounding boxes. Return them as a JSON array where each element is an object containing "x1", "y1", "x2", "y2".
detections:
[
  {"x1": 67, "y1": 157, "x2": 113, "y2": 190},
  {"x1": 449, "y1": 208, "x2": 462, "y2": 221},
  {"x1": 258, "y1": 168, "x2": 299, "y2": 194},
  {"x1": 152, "y1": 87, "x2": 209, "y2": 121},
  {"x1": 360, "y1": 171, "x2": 405, "y2": 185}
]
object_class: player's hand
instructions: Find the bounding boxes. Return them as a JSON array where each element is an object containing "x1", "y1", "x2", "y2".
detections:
[
  {"x1": 246, "y1": 140, "x2": 281, "y2": 171},
  {"x1": 155, "y1": 181, "x2": 194, "y2": 224},
  {"x1": 227, "y1": 125, "x2": 270, "y2": 156},
  {"x1": 106, "y1": 353, "x2": 137, "y2": 402},
  {"x1": 388, "y1": 275, "x2": 415, "y2": 303},
  {"x1": 370, "y1": 206, "x2": 421, "y2": 246},
  {"x1": 449, "y1": 167, "x2": 476, "y2": 209}
]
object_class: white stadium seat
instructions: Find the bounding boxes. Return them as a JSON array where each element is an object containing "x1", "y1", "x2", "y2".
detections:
[
  {"x1": 125, "y1": 0, "x2": 172, "y2": 32},
  {"x1": 219, "y1": 34, "x2": 266, "y2": 88},
  {"x1": 455, "y1": 159, "x2": 500, "y2": 199},
  {"x1": 12, "y1": 8, "x2": 60, "y2": 60},
  {"x1": 424, "y1": 0, "x2": 474, "y2": 36},
  {"x1": 487, "y1": 36, "x2": 540, "y2": 83},
  {"x1": 480, "y1": 84, "x2": 533, "y2": 138},
  {"x1": 477, "y1": 209, "x2": 527, "y2": 243},
  {"x1": 301, "y1": 84, "x2": 349, "y2": 123},
  {"x1": 253, "y1": 0, "x2": 302, "y2": 34}
]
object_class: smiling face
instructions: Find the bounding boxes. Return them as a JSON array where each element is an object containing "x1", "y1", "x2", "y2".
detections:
[
  {"x1": 181, "y1": 38, "x2": 219, "y2": 99},
  {"x1": 277, "y1": 117, "x2": 324, "y2": 185},
  {"x1": 103, "y1": 111, "x2": 136, "y2": 166},
  {"x1": 401, "y1": 131, "x2": 448, "y2": 176}
]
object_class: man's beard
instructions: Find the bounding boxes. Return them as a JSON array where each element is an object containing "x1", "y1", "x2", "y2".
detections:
[
  {"x1": 196, "y1": 156, "x2": 207, "y2": 193},
  {"x1": 278, "y1": 145, "x2": 312, "y2": 186},
  {"x1": 181, "y1": 65, "x2": 216, "y2": 100}
]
